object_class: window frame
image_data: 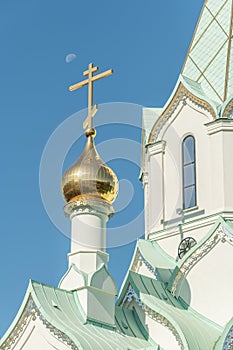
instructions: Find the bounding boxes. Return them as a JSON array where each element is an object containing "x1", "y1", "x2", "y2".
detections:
[{"x1": 182, "y1": 135, "x2": 197, "y2": 210}]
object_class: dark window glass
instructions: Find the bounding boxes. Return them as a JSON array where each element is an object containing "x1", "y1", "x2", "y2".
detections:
[
  {"x1": 183, "y1": 164, "x2": 195, "y2": 187},
  {"x1": 183, "y1": 136, "x2": 195, "y2": 164},
  {"x1": 184, "y1": 186, "x2": 196, "y2": 208},
  {"x1": 182, "y1": 136, "x2": 196, "y2": 209}
]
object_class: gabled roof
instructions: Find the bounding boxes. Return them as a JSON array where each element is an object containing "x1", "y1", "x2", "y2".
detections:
[
  {"x1": 182, "y1": 0, "x2": 233, "y2": 104},
  {"x1": 117, "y1": 271, "x2": 222, "y2": 350},
  {"x1": 0, "y1": 280, "x2": 156, "y2": 350}
]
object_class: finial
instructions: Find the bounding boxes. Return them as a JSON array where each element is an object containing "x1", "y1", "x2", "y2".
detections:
[{"x1": 69, "y1": 63, "x2": 113, "y2": 134}]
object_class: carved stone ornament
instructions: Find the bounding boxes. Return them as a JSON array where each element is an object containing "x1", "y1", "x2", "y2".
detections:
[
  {"x1": 1, "y1": 296, "x2": 78, "y2": 350},
  {"x1": 121, "y1": 285, "x2": 184, "y2": 350},
  {"x1": 149, "y1": 84, "x2": 216, "y2": 143},
  {"x1": 171, "y1": 225, "x2": 233, "y2": 295}
]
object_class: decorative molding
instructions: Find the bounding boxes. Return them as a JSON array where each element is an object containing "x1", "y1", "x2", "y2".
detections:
[
  {"x1": 223, "y1": 325, "x2": 233, "y2": 350},
  {"x1": 121, "y1": 285, "x2": 144, "y2": 309},
  {"x1": 64, "y1": 198, "x2": 114, "y2": 219},
  {"x1": 121, "y1": 285, "x2": 184, "y2": 350},
  {"x1": 171, "y1": 225, "x2": 232, "y2": 295},
  {"x1": 149, "y1": 84, "x2": 216, "y2": 143},
  {"x1": 1, "y1": 297, "x2": 78, "y2": 350},
  {"x1": 131, "y1": 249, "x2": 159, "y2": 279}
]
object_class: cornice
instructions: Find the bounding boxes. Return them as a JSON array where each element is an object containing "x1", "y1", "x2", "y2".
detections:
[
  {"x1": 205, "y1": 118, "x2": 233, "y2": 135},
  {"x1": 146, "y1": 140, "x2": 166, "y2": 158}
]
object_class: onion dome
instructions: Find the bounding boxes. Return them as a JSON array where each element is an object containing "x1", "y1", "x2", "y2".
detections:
[{"x1": 62, "y1": 128, "x2": 118, "y2": 204}]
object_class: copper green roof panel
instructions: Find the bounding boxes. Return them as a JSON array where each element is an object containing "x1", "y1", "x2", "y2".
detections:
[
  {"x1": 0, "y1": 280, "x2": 157, "y2": 350},
  {"x1": 118, "y1": 271, "x2": 186, "y2": 310},
  {"x1": 141, "y1": 293, "x2": 221, "y2": 350},
  {"x1": 137, "y1": 239, "x2": 176, "y2": 270},
  {"x1": 118, "y1": 272, "x2": 222, "y2": 350},
  {"x1": 182, "y1": 0, "x2": 233, "y2": 104}
]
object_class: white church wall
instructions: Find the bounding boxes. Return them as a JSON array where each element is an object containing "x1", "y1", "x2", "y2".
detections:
[
  {"x1": 186, "y1": 240, "x2": 233, "y2": 326},
  {"x1": 151, "y1": 100, "x2": 212, "y2": 231},
  {"x1": 144, "y1": 97, "x2": 233, "y2": 257},
  {"x1": 156, "y1": 220, "x2": 216, "y2": 259},
  {"x1": 145, "y1": 315, "x2": 181, "y2": 350},
  {"x1": 9, "y1": 318, "x2": 71, "y2": 350}
]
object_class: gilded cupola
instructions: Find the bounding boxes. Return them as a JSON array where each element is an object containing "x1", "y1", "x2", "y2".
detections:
[
  {"x1": 62, "y1": 128, "x2": 118, "y2": 204},
  {"x1": 62, "y1": 63, "x2": 118, "y2": 205}
]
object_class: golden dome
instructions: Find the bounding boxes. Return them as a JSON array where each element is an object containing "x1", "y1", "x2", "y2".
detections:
[{"x1": 62, "y1": 128, "x2": 118, "y2": 204}]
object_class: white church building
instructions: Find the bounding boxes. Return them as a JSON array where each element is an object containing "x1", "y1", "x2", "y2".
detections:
[{"x1": 1, "y1": 0, "x2": 233, "y2": 349}]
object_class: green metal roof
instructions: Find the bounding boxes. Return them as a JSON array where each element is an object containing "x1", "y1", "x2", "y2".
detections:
[
  {"x1": 141, "y1": 293, "x2": 221, "y2": 350},
  {"x1": 118, "y1": 271, "x2": 186, "y2": 310},
  {"x1": 118, "y1": 272, "x2": 222, "y2": 350},
  {"x1": 182, "y1": 0, "x2": 233, "y2": 104},
  {"x1": 0, "y1": 280, "x2": 157, "y2": 350},
  {"x1": 137, "y1": 239, "x2": 176, "y2": 270}
]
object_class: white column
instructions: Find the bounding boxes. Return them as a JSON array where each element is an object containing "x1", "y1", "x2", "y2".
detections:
[{"x1": 63, "y1": 199, "x2": 114, "y2": 273}]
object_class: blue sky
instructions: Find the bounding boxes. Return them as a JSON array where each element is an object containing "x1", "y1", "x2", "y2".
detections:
[{"x1": 0, "y1": 0, "x2": 204, "y2": 337}]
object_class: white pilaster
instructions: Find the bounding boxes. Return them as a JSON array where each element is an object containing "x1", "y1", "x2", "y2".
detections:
[{"x1": 147, "y1": 140, "x2": 166, "y2": 234}]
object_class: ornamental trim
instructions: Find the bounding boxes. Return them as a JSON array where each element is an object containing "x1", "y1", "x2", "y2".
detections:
[
  {"x1": 1, "y1": 296, "x2": 78, "y2": 350},
  {"x1": 64, "y1": 198, "x2": 114, "y2": 219},
  {"x1": 171, "y1": 225, "x2": 232, "y2": 295},
  {"x1": 149, "y1": 84, "x2": 216, "y2": 143},
  {"x1": 121, "y1": 285, "x2": 144, "y2": 309},
  {"x1": 131, "y1": 249, "x2": 159, "y2": 279}
]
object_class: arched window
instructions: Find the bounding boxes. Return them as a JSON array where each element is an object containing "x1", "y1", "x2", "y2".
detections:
[{"x1": 182, "y1": 135, "x2": 196, "y2": 209}]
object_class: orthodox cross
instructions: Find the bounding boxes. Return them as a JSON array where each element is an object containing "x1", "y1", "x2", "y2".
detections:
[{"x1": 69, "y1": 63, "x2": 113, "y2": 130}]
